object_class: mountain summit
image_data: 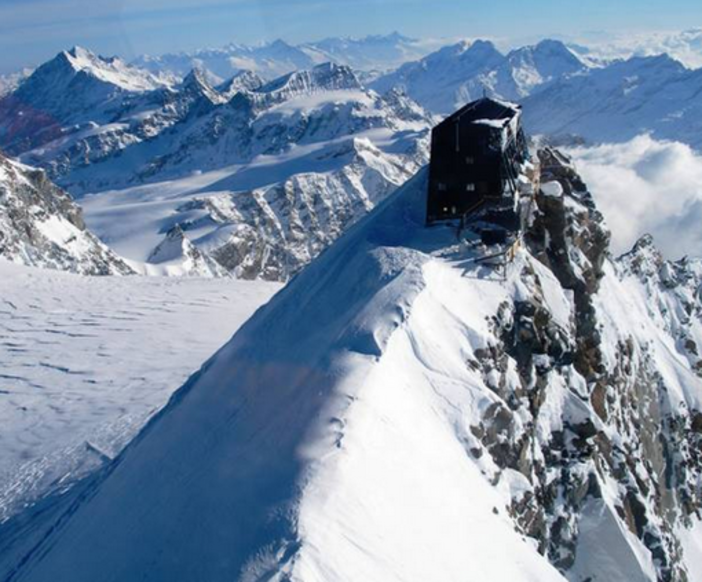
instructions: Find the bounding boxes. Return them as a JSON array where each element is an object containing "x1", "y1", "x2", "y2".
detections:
[{"x1": 4, "y1": 150, "x2": 701, "y2": 581}]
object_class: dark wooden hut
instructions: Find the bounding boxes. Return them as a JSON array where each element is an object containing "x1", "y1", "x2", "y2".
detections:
[{"x1": 426, "y1": 98, "x2": 528, "y2": 228}]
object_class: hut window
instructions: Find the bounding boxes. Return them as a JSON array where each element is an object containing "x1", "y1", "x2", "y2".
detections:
[
  {"x1": 465, "y1": 156, "x2": 475, "y2": 165},
  {"x1": 466, "y1": 183, "x2": 476, "y2": 192},
  {"x1": 438, "y1": 182, "x2": 447, "y2": 192}
]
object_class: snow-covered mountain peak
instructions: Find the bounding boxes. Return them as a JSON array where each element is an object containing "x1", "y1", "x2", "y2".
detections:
[
  {"x1": 0, "y1": 45, "x2": 171, "y2": 154},
  {"x1": 509, "y1": 38, "x2": 585, "y2": 73},
  {"x1": 426, "y1": 38, "x2": 502, "y2": 66},
  {"x1": 532, "y1": 38, "x2": 581, "y2": 58},
  {"x1": 56, "y1": 45, "x2": 165, "y2": 92},
  {"x1": 260, "y1": 62, "x2": 361, "y2": 97},
  {"x1": 147, "y1": 224, "x2": 227, "y2": 277},
  {"x1": 180, "y1": 68, "x2": 225, "y2": 104},
  {"x1": 502, "y1": 39, "x2": 588, "y2": 98},
  {"x1": 218, "y1": 70, "x2": 265, "y2": 99},
  {"x1": 370, "y1": 39, "x2": 507, "y2": 114},
  {"x1": 460, "y1": 38, "x2": 503, "y2": 60},
  {"x1": 7, "y1": 150, "x2": 702, "y2": 581},
  {"x1": 618, "y1": 233, "x2": 663, "y2": 277}
]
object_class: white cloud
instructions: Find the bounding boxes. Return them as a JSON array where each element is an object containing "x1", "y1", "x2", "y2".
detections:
[{"x1": 567, "y1": 135, "x2": 702, "y2": 259}]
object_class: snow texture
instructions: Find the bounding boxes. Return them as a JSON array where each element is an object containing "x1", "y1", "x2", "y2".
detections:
[{"x1": 0, "y1": 259, "x2": 279, "y2": 524}]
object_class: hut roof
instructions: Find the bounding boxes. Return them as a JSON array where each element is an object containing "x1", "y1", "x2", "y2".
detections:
[{"x1": 438, "y1": 97, "x2": 521, "y2": 130}]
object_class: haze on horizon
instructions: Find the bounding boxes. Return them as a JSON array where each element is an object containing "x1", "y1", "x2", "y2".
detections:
[{"x1": 1, "y1": 0, "x2": 701, "y2": 74}]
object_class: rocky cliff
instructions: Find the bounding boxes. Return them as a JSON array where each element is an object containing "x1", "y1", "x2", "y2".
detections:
[{"x1": 0, "y1": 153, "x2": 133, "y2": 274}]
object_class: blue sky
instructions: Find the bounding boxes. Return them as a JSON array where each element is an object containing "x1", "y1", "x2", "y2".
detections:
[{"x1": 0, "y1": 0, "x2": 700, "y2": 73}]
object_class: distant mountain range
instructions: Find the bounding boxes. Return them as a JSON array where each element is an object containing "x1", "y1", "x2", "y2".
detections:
[
  {"x1": 371, "y1": 39, "x2": 588, "y2": 114},
  {"x1": 568, "y1": 27, "x2": 702, "y2": 69},
  {"x1": 132, "y1": 32, "x2": 438, "y2": 83},
  {"x1": 3, "y1": 32, "x2": 702, "y2": 279},
  {"x1": 0, "y1": 47, "x2": 431, "y2": 279},
  {"x1": 522, "y1": 54, "x2": 702, "y2": 149}
]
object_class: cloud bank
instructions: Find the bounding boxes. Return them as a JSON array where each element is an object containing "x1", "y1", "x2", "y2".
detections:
[{"x1": 567, "y1": 135, "x2": 702, "y2": 260}]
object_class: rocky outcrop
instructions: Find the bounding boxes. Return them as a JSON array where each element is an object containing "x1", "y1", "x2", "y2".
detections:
[
  {"x1": 468, "y1": 148, "x2": 702, "y2": 581},
  {"x1": 0, "y1": 153, "x2": 133, "y2": 275},
  {"x1": 147, "y1": 224, "x2": 227, "y2": 278},
  {"x1": 174, "y1": 137, "x2": 425, "y2": 281}
]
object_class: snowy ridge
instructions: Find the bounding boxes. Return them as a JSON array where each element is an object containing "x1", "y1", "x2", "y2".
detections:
[
  {"x1": 0, "y1": 153, "x2": 132, "y2": 275},
  {"x1": 253, "y1": 62, "x2": 362, "y2": 109},
  {"x1": 4, "y1": 150, "x2": 702, "y2": 581}
]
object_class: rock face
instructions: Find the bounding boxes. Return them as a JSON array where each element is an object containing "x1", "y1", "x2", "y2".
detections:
[
  {"x1": 0, "y1": 153, "x2": 133, "y2": 274},
  {"x1": 3, "y1": 150, "x2": 701, "y2": 581},
  {"x1": 468, "y1": 148, "x2": 702, "y2": 581},
  {"x1": 162, "y1": 137, "x2": 425, "y2": 280}
]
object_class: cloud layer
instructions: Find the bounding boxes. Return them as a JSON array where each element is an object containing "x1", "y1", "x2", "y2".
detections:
[{"x1": 567, "y1": 135, "x2": 702, "y2": 260}]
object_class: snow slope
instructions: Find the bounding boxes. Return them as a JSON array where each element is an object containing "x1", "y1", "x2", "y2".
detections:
[
  {"x1": 0, "y1": 170, "x2": 565, "y2": 582},
  {"x1": 5, "y1": 152, "x2": 702, "y2": 581},
  {"x1": 0, "y1": 260, "x2": 280, "y2": 523}
]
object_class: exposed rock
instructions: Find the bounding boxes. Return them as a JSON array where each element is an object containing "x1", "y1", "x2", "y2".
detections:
[
  {"x1": 470, "y1": 148, "x2": 701, "y2": 582},
  {"x1": 0, "y1": 153, "x2": 133, "y2": 275}
]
